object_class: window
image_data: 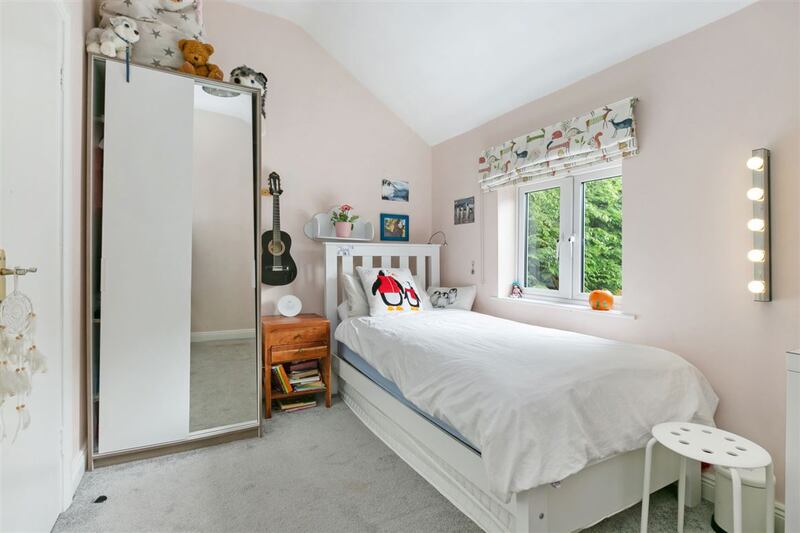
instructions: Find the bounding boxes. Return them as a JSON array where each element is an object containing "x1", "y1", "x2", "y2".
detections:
[{"x1": 518, "y1": 169, "x2": 622, "y2": 303}]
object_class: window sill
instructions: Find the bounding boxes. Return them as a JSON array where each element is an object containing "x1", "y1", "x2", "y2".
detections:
[{"x1": 492, "y1": 296, "x2": 636, "y2": 320}]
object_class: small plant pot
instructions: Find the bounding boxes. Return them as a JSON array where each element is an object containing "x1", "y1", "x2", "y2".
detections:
[{"x1": 335, "y1": 221, "x2": 353, "y2": 238}]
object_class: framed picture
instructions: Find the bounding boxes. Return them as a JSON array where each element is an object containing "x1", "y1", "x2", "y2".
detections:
[
  {"x1": 381, "y1": 178, "x2": 409, "y2": 202},
  {"x1": 380, "y1": 213, "x2": 409, "y2": 241},
  {"x1": 454, "y1": 196, "x2": 475, "y2": 225}
]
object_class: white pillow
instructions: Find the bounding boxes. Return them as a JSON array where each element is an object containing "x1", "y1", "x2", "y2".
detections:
[
  {"x1": 356, "y1": 267, "x2": 428, "y2": 316},
  {"x1": 337, "y1": 302, "x2": 349, "y2": 322},
  {"x1": 427, "y1": 286, "x2": 477, "y2": 310},
  {"x1": 342, "y1": 273, "x2": 369, "y2": 317},
  {"x1": 343, "y1": 271, "x2": 429, "y2": 318}
]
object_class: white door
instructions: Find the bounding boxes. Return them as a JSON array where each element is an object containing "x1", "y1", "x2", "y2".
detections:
[
  {"x1": 98, "y1": 61, "x2": 194, "y2": 453},
  {"x1": 0, "y1": 1, "x2": 66, "y2": 531}
]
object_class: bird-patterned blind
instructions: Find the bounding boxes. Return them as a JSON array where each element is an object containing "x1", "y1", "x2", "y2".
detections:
[{"x1": 478, "y1": 97, "x2": 638, "y2": 191}]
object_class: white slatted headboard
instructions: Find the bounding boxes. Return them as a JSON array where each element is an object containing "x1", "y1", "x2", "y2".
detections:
[{"x1": 324, "y1": 242, "x2": 441, "y2": 350}]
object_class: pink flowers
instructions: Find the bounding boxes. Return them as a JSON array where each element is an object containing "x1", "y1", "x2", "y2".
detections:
[{"x1": 331, "y1": 204, "x2": 359, "y2": 224}]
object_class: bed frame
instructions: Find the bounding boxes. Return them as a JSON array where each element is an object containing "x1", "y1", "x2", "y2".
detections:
[{"x1": 323, "y1": 242, "x2": 700, "y2": 532}]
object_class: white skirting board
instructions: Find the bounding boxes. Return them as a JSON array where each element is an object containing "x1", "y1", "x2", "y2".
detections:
[
  {"x1": 67, "y1": 447, "x2": 86, "y2": 509},
  {"x1": 190, "y1": 329, "x2": 255, "y2": 342},
  {"x1": 700, "y1": 471, "x2": 786, "y2": 533}
]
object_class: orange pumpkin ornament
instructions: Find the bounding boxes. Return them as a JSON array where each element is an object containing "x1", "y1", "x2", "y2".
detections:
[{"x1": 588, "y1": 290, "x2": 614, "y2": 311}]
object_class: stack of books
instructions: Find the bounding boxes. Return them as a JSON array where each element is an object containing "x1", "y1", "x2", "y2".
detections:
[
  {"x1": 277, "y1": 396, "x2": 317, "y2": 413},
  {"x1": 288, "y1": 361, "x2": 326, "y2": 393},
  {"x1": 270, "y1": 361, "x2": 326, "y2": 395}
]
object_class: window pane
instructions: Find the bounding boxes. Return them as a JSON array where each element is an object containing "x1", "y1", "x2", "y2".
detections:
[
  {"x1": 525, "y1": 187, "x2": 560, "y2": 290},
  {"x1": 582, "y1": 176, "x2": 622, "y2": 295}
]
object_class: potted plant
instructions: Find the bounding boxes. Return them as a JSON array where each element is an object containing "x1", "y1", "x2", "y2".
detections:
[{"x1": 331, "y1": 204, "x2": 359, "y2": 238}]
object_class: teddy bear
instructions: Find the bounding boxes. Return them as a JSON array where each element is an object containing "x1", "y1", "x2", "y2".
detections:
[
  {"x1": 178, "y1": 39, "x2": 223, "y2": 80},
  {"x1": 85, "y1": 16, "x2": 141, "y2": 58}
]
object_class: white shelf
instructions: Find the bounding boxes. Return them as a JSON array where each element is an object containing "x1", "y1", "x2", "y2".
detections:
[{"x1": 304, "y1": 211, "x2": 374, "y2": 242}]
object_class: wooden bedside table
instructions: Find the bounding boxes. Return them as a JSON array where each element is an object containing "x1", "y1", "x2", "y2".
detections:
[{"x1": 262, "y1": 313, "x2": 331, "y2": 418}]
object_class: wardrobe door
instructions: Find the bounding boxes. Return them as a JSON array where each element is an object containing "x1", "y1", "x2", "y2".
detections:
[{"x1": 98, "y1": 61, "x2": 194, "y2": 453}]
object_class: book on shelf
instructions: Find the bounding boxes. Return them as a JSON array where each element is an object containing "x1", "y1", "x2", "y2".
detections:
[
  {"x1": 288, "y1": 360, "x2": 318, "y2": 373},
  {"x1": 271, "y1": 364, "x2": 292, "y2": 394},
  {"x1": 289, "y1": 368, "x2": 319, "y2": 380},
  {"x1": 278, "y1": 396, "x2": 317, "y2": 413},
  {"x1": 293, "y1": 380, "x2": 326, "y2": 392},
  {"x1": 289, "y1": 375, "x2": 321, "y2": 385}
]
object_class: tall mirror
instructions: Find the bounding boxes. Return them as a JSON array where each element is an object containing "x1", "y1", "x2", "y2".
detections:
[
  {"x1": 190, "y1": 84, "x2": 258, "y2": 432},
  {"x1": 87, "y1": 57, "x2": 261, "y2": 466}
]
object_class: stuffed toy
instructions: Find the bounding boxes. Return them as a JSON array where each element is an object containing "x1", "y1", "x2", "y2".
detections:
[
  {"x1": 159, "y1": 0, "x2": 196, "y2": 10},
  {"x1": 230, "y1": 65, "x2": 268, "y2": 117},
  {"x1": 85, "y1": 16, "x2": 140, "y2": 58},
  {"x1": 178, "y1": 39, "x2": 223, "y2": 80}
]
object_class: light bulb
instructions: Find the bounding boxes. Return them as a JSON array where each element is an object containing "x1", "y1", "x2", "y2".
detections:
[
  {"x1": 748, "y1": 280, "x2": 766, "y2": 294},
  {"x1": 746, "y1": 187, "x2": 765, "y2": 201},
  {"x1": 747, "y1": 249, "x2": 766, "y2": 262},
  {"x1": 747, "y1": 218, "x2": 765, "y2": 232},
  {"x1": 746, "y1": 156, "x2": 764, "y2": 171}
]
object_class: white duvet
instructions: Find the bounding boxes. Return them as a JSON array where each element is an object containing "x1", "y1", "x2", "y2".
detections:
[{"x1": 335, "y1": 310, "x2": 718, "y2": 502}]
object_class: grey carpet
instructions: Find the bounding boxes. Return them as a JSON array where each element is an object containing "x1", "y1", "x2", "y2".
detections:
[
  {"x1": 55, "y1": 399, "x2": 714, "y2": 532},
  {"x1": 190, "y1": 339, "x2": 258, "y2": 432}
]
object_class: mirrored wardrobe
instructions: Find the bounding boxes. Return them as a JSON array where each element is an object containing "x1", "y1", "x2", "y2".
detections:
[{"x1": 86, "y1": 56, "x2": 262, "y2": 467}]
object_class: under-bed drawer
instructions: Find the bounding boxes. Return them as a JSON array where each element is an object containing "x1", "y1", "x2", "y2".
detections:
[{"x1": 271, "y1": 344, "x2": 328, "y2": 364}]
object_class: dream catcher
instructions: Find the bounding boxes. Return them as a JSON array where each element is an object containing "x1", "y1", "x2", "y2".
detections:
[{"x1": 0, "y1": 269, "x2": 46, "y2": 442}]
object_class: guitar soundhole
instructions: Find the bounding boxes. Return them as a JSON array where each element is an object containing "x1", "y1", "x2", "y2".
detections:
[{"x1": 268, "y1": 240, "x2": 285, "y2": 256}]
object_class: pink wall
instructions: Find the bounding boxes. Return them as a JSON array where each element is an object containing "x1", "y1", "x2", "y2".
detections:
[
  {"x1": 432, "y1": 1, "x2": 799, "y2": 500},
  {"x1": 203, "y1": 2, "x2": 433, "y2": 317}
]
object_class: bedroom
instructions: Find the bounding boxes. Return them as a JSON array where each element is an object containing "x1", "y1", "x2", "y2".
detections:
[{"x1": 0, "y1": 1, "x2": 797, "y2": 532}]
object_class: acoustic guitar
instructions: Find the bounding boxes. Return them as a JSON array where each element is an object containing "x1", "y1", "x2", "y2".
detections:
[{"x1": 261, "y1": 172, "x2": 297, "y2": 286}]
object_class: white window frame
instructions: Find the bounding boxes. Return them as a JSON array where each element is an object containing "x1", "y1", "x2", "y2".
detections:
[{"x1": 517, "y1": 167, "x2": 623, "y2": 305}]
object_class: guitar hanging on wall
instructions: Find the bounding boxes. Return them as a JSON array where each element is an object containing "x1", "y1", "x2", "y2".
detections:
[{"x1": 261, "y1": 172, "x2": 297, "y2": 286}]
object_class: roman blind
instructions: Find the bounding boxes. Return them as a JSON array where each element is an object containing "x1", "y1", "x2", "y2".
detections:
[{"x1": 478, "y1": 97, "x2": 638, "y2": 191}]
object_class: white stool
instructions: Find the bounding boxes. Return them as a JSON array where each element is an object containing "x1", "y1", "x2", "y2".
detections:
[{"x1": 640, "y1": 422, "x2": 774, "y2": 533}]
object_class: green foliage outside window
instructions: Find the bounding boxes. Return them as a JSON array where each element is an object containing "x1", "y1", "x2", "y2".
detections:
[
  {"x1": 526, "y1": 187, "x2": 560, "y2": 290},
  {"x1": 583, "y1": 177, "x2": 622, "y2": 295},
  {"x1": 525, "y1": 176, "x2": 622, "y2": 295}
]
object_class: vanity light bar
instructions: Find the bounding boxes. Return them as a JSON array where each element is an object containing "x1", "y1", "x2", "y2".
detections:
[{"x1": 746, "y1": 148, "x2": 770, "y2": 302}]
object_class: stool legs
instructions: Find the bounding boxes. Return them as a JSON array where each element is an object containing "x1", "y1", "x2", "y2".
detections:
[
  {"x1": 766, "y1": 462, "x2": 774, "y2": 533},
  {"x1": 640, "y1": 437, "x2": 657, "y2": 533},
  {"x1": 677, "y1": 456, "x2": 686, "y2": 533},
  {"x1": 731, "y1": 468, "x2": 743, "y2": 533}
]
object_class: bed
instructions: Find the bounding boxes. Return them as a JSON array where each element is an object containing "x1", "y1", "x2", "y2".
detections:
[{"x1": 323, "y1": 242, "x2": 718, "y2": 532}]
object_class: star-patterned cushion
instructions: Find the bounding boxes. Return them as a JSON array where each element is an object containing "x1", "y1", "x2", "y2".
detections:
[{"x1": 99, "y1": 0, "x2": 203, "y2": 70}]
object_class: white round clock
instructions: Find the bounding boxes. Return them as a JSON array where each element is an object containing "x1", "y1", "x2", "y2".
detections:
[{"x1": 277, "y1": 294, "x2": 302, "y2": 317}]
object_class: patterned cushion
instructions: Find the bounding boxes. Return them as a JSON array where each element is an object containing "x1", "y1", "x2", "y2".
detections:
[
  {"x1": 426, "y1": 286, "x2": 476, "y2": 310},
  {"x1": 356, "y1": 267, "x2": 428, "y2": 317},
  {"x1": 99, "y1": 0, "x2": 204, "y2": 70}
]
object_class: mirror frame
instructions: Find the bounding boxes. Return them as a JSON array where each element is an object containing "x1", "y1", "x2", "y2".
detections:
[{"x1": 84, "y1": 55, "x2": 263, "y2": 470}]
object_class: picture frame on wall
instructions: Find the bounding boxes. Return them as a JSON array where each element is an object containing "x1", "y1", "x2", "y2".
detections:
[
  {"x1": 454, "y1": 196, "x2": 475, "y2": 225},
  {"x1": 381, "y1": 178, "x2": 409, "y2": 202},
  {"x1": 379, "y1": 213, "x2": 409, "y2": 241}
]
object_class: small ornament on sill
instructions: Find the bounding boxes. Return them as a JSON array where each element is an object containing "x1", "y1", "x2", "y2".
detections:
[
  {"x1": 588, "y1": 289, "x2": 614, "y2": 311},
  {"x1": 510, "y1": 281, "x2": 523, "y2": 298}
]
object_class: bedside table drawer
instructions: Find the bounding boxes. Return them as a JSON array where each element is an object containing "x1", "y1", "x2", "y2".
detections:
[
  {"x1": 268, "y1": 325, "x2": 328, "y2": 347},
  {"x1": 271, "y1": 344, "x2": 328, "y2": 364}
]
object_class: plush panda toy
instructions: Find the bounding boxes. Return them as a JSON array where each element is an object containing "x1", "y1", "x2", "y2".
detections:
[{"x1": 230, "y1": 65, "x2": 268, "y2": 118}]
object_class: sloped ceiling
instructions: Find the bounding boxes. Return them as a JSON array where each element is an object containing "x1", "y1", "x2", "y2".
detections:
[{"x1": 230, "y1": 1, "x2": 753, "y2": 145}]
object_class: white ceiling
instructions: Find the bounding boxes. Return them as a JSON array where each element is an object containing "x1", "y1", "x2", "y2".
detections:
[{"x1": 231, "y1": 1, "x2": 753, "y2": 145}]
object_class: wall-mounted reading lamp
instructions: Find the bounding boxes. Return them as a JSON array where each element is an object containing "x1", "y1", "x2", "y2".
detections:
[
  {"x1": 427, "y1": 231, "x2": 448, "y2": 246},
  {"x1": 746, "y1": 148, "x2": 770, "y2": 302}
]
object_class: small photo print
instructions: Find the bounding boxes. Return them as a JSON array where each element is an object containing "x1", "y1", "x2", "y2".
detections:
[
  {"x1": 380, "y1": 213, "x2": 409, "y2": 241},
  {"x1": 381, "y1": 178, "x2": 409, "y2": 202},
  {"x1": 454, "y1": 196, "x2": 475, "y2": 225}
]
